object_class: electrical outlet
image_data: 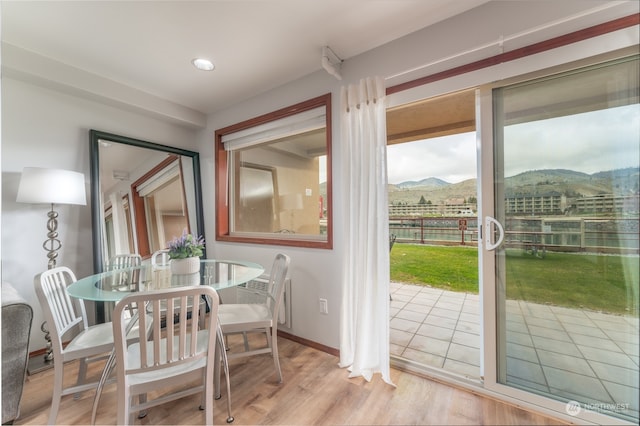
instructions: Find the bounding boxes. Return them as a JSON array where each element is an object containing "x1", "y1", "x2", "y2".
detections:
[{"x1": 319, "y1": 298, "x2": 328, "y2": 314}]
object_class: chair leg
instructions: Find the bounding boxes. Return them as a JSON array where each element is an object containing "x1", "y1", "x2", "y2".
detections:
[
  {"x1": 117, "y1": 387, "x2": 131, "y2": 426},
  {"x1": 242, "y1": 332, "x2": 250, "y2": 351},
  {"x1": 265, "y1": 328, "x2": 272, "y2": 348},
  {"x1": 74, "y1": 358, "x2": 88, "y2": 399},
  {"x1": 271, "y1": 328, "x2": 282, "y2": 383},
  {"x1": 203, "y1": 388, "x2": 213, "y2": 425},
  {"x1": 214, "y1": 335, "x2": 221, "y2": 399},
  {"x1": 202, "y1": 361, "x2": 216, "y2": 425},
  {"x1": 215, "y1": 326, "x2": 234, "y2": 423},
  {"x1": 221, "y1": 345, "x2": 234, "y2": 423},
  {"x1": 138, "y1": 394, "x2": 148, "y2": 418},
  {"x1": 48, "y1": 363, "x2": 65, "y2": 425},
  {"x1": 91, "y1": 351, "x2": 116, "y2": 425}
]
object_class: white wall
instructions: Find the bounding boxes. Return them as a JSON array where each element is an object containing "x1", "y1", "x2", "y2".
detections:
[
  {"x1": 2, "y1": 0, "x2": 636, "y2": 354},
  {"x1": 1, "y1": 78, "x2": 199, "y2": 353}
]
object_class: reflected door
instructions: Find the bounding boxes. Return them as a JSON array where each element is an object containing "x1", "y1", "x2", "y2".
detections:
[{"x1": 490, "y1": 56, "x2": 639, "y2": 422}]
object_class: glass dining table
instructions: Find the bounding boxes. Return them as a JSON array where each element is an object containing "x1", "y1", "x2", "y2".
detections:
[
  {"x1": 67, "y1": 259, "x2": 265, "y2": 424},
  {"x1": 68, "y1": 258, "x2": 265, "y2": 302}
]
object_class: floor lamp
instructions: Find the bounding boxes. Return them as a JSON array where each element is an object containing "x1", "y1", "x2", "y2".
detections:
[
  {"x1": 16, "y1": 167, "x2": 87, "y2": 373},
  {"x1": 280, "y1": 193, "x2": 303, "y2": 232}
]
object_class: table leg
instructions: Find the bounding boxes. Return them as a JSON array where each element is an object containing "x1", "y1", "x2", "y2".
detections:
[
  {"x1": 91, "y1": 349, "x2": 115, "y2": 425},
  {"x1": 91, "y1": 308, "x2": 145, "y2": 424},
  {"x1": 216, "y1": 325, "x2": 234, "y2": 423}
]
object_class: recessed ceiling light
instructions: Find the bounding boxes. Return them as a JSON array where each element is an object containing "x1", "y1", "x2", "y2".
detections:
[{"x1": 192, "y1": 58, "x2": 214, "y2": 71}]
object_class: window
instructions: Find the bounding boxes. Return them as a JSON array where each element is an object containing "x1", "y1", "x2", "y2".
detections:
[
  {"x1": 132, "y1": 155, "x2": 191, "y2": 256},
  {"x1": 104, "y1": 194, "x2": 135, "y2": 260},
  {"x1": 215, "y1": 94, "x2": 332, "y2": 248}
]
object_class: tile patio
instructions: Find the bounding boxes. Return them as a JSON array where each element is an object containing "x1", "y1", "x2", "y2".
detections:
[{"x1": 389, "y1": 282, "x2": 639, "y2": 421}]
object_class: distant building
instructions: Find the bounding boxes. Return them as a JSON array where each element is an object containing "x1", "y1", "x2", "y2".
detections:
[
  {"x1": 573, "y1": 194, "x2": 639, "y2": 215},
  {"x1": 389, "y1": 202, "x2": 476, "y2": 217},
  {"x1": 390, "y1": 193, "x2": 639, "y2": 217},
  {"x1": 504, "y1": 192, "x2": 639, "y2": 216},
  {"x1": 504, "y1": 191, "x2": 566, "y2": 215}
]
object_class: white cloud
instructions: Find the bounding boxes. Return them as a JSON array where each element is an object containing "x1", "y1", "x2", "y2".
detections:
[
  {"x1": 387, "y1": 132, "x2": 476, "y2": 184},
  {"x1": 504, "y1": 104, "x2": 639, "y2": 177},
  {"x1": 386, "y1": 104, "x2": 639, "y2": 184}
]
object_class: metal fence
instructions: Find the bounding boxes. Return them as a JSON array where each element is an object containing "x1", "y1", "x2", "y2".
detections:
[{"x1": 389, "y1": 216, "x2": 640, "y2": 254}]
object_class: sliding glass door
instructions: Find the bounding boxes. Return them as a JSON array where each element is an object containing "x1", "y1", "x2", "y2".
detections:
[{"x1": 488, "y1": 56, "x2": 639, "y2": 422}]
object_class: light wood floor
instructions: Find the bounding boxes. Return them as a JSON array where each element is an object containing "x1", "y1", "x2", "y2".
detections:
[{"x1": 16, "y1": 335, "x2": 566, "y2": 425}]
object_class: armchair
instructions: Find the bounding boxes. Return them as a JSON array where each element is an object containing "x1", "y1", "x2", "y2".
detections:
[{"x1": 1, "y1": 282, "x2": 33, "y2": 424}]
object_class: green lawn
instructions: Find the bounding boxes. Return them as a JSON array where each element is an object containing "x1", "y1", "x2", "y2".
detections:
[
  {"x1": 390, "y1": 244, "x2": 479, "y2": 293},
  {"x1": 390, "y1": 244, "x2": 639, "y2": 315}
]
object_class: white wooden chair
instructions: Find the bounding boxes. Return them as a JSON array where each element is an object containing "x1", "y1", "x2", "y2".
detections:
[
  {"x1": 112, "y1": 286, "x2": 220, "y2": 425},
  {"x1": 108, "y1": 253, "x2": 142, "y2": 270},
  {"x1": 216, "y1": 253, "x2": 290, "y2": 389},
  {"x1": 34, "y1": 267, "x2": 119, "y2": 425},
  {"x1": 150, "y1": 249, "x2": 170, "y2": 269}
]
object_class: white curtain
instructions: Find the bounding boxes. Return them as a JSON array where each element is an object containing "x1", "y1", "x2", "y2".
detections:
[
  {"x1": 339, "y1": 77, "x2": 394, "y2": 386},
  {"x1": 109, "y1": 192, "x2": 129, "y2": 255}
]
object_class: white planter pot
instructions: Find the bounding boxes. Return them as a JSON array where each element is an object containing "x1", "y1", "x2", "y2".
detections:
[{"x1": 170, "y1": 257, "x2": 200, "y2": 275}]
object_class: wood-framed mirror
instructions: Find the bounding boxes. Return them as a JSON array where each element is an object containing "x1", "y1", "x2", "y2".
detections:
[{"x1": 90, "y1": 130, "x2": 205, "y2": 321}]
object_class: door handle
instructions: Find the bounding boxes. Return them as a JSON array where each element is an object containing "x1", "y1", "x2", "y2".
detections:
[{"x1": 485, "y1": 216, "x2": 504, "y2": 251}]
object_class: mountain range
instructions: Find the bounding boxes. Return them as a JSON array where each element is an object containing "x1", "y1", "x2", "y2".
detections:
[
  {"x1": 394, "y1": 177, "x2": 449, "y2": 190},
  {"x1": 388, "y1": 167, "x2": 639, "y2": 205}
]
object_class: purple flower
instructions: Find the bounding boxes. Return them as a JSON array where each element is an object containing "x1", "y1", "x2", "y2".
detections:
[{"x1": 167, "y1": 229, "x2": 205, "y2": 259}]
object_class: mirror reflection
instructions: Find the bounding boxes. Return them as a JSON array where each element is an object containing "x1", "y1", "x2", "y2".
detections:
[
  {"x1": 216, "y1": 94, "x2": 332, "y2": 249},
  {"x1": 231, "y1": 127, "x2": 327, "y2": 235},
  {"x1": 90, "y1": 130, "x2": 204, "y2": 273}
]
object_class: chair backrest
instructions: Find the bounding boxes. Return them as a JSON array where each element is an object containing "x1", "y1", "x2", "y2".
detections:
[
  {"x1": 108, "y1": 254, "x2": 142, "y2": 270},
  {"x1": 151, "y1": 249, "x2": 170, "y2": 269},
  {"x1": 237, "y1": 277, "x2": 269, "y2": 304},
  {"x1": 34, "y1": 267, "x2": 86, "y2": 355},
  {"x1": 265, "y1": 253, "x2": 290, "y2": 321},
  {"x1": 112, "y1": 286, "x2": 219, "y2": 379}
]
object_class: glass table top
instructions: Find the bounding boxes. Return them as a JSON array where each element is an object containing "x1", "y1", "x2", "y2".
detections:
[{"x1": 67, "y1": 259, "x2": 264, "y2": 302}]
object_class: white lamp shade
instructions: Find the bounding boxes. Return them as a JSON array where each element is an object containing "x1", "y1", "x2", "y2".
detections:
[
  {"x1": 280, "y1": 193, "x2": 303, "y2": 210},
  {"x1": 16, "y1": 167, "x2": 87, "y2": 205}
]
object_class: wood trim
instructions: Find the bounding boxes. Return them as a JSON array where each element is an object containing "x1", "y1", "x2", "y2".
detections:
[
  {"x1": 131, "y1": 155, "x2": 180, "y2": 258},
  {"x1": 216, "y1": 94, "x2": 331, "y2": 135},
  {"x1": 279, "y1": 330, "x2": 340, "y2": 357},
  {"x1": 29, "y1": 331, "x2": 339, "y2": 361},
  {"x1": 387, "y1": 14, "x2": 639, "y2": 96},
  {"x1": 215, "y1": 130, "x2": 229, "y2": 238},
  {"x1": 132, "y1": 186, "x2": 149, "y2": 256},
  {"x1": 28, "y1": 348, "x2": 49, "y2": 358}
]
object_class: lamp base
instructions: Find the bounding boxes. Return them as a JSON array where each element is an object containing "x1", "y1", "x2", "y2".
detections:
[
  {"x1": 27, "y1": 321, "x2": 55, "y2": 375},
  {"x1": 44, "y1": 205, "x2": 62, "y2": 269},
  {"x1": 27, "y1": 355, "x2": 54, "y2": 375}
]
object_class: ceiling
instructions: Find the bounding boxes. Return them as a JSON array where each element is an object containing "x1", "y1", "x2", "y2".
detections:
[
  {"x1": 0, "y1": 0, "x2": 487, "y2": 116},
  {"x1": 387, "y1": 89, "x2": 476, "y2": 145}
]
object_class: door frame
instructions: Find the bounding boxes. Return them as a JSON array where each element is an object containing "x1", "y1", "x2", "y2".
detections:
[
  {"x1": 478, "y1": 50, "x2": 639, "y2": 425},
  {"x1": 388, "y1": 41, "x2": 638, "y2": 426}
]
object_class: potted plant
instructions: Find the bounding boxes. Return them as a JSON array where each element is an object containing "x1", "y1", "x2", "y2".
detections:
[{"x1": 167, "y1": 230, "x2": 205, "y2": 274}]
